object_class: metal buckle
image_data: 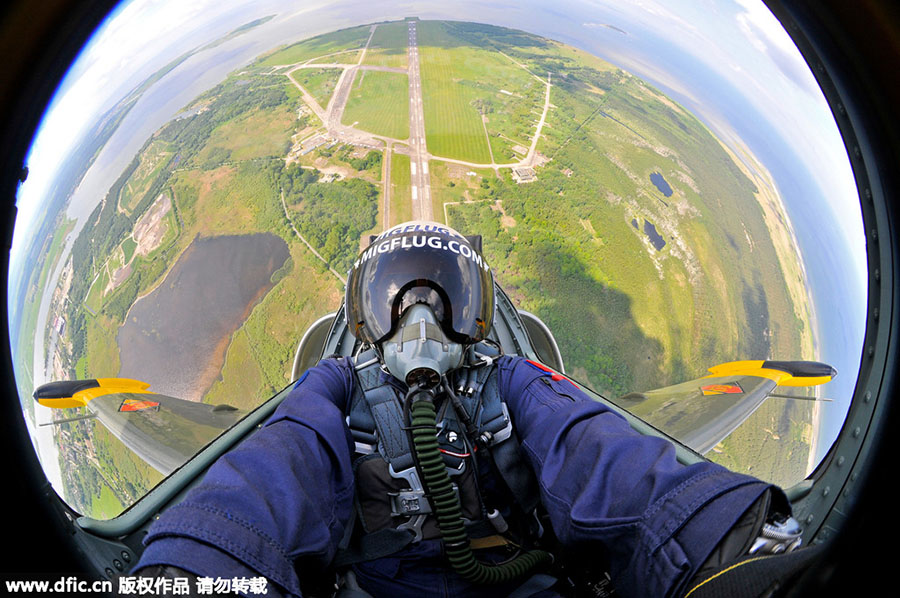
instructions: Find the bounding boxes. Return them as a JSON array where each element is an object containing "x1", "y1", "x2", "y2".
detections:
[
  {"x1": 388, "y1": 464, "x2": 461, "y2": 542},
  {"x1": 388, "y1": 464, "x2": 429, "y2": 542},
  {"x1": 388, "y1": 490, "x2": 432, "y2": 517},
  {"x1": 482, "y1": 402, "x2": 513, "y2": 445}
]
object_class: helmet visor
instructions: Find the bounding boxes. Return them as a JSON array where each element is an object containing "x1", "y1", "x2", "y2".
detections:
[{"x1": 345, "y1": 231, "x2": 494, "y2": 344}]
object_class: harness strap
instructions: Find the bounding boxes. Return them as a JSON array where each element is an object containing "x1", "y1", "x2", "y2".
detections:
[
  {"x1": 473, "y1": 364, "x2": 513, "y2": 443},
  {"x1": 364, "y1": 385, "x2": 415, "y2": 472},
  {"x1": 332, "y1": 528, "x2": 415, "y2": 568},
  {"x1": 347, "y1": 353, "x2": 379, "y2": 452},
  {"x1": 474, "y1": 363, "x2": 541, "y2": 515},
  {"x1": 345, "y1": 351, "x2": 542, "y2": 554},
  {"x1": 348, "y1": 350, "x2": 414, "y2": 471}
]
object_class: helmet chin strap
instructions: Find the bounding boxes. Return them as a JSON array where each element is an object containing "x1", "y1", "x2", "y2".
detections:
[{"x1": 380, "y1": 304, "x2": 464, "y2": 389}]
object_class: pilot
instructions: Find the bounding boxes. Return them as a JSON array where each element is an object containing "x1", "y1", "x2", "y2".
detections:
[{"x1": 131, "y1": 222, "x2": 805, "y2": 598}]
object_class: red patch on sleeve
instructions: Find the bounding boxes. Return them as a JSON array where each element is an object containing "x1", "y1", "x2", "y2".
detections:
[{"x1": 525, "y1": 359, "x2": 576, "y2": 386}]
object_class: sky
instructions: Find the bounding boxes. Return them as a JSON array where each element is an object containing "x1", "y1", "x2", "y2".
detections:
[{"x1": 11, "y1": 0, "x2": 866, "y2": 476}]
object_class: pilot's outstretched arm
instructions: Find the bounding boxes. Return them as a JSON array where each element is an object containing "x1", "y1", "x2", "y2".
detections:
[
  {"x1": 497, "y1": 356, "x2": 781, "y2": 598},
  {"x1": 132, "y1": 358, "x2": 357, "y2": 597}
]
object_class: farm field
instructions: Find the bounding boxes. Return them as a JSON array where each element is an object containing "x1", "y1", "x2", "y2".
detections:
[
  {"x1": 417, "y1": 23, "x2": 492, "y2": 163},
  {"x1": 417, "y1": 21, "x2": 548, "y2": 165}
]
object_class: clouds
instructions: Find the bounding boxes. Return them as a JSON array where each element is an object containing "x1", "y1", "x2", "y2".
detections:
[
  {"x1": 582, "y1": 22, "x2": 628, "y2": 35},
  {"x1": 734, "y1": 0, "x2": 820, "y2": 95}
]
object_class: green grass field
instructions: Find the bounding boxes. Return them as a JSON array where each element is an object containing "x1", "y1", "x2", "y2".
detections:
[
  {"x1": 122, "y1": 235, "x2": 137, "y2": 263},
  {"x1": 89, "y1": 480, "x2": 125, "y2": 519},
  {"x1": 342, "y1": 70, "x2": 410, "y2": 139},
  {"x1": 84, "y1": 268, "x2": 109, "y2": 315},
  {"x1": 83, "y1": 313, "x2": 121, "y2": 378},
  {"x1": 417, "y1": 21, "x2": 548, "y2": 165},
  {"x1": 389, "y1": 152, "x2": 413, "y2": 226},
  {"x1": 418, "y1": 32, "x2": 491, "y2": 163},
  {"x1": 362, "y1": 21, "x2": 408, "y2": 69},
  {"x1": 290, "y1": 68, "x2": 343, "y2": 109},
  {"x1": 195, "y1": 88, "x2": 299, "y2": 166},
  {"x1": 256, "y1": 25, "x2": 370, "y2": 67}
]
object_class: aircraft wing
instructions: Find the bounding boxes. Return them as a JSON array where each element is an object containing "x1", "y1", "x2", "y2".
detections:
[
  {"x1": 611, "y1": 360, "x2": 836, "y2": 455},
  {"x1": 34, "y1": 378, "x2": 246, "y2": 475}
]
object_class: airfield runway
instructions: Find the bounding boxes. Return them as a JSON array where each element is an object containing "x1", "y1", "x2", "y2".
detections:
[{"x1": 407, "y1": 20, "x2": 433, "y2": 221}]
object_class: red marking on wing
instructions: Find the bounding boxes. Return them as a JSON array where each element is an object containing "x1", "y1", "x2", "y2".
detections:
[
  {"x1": 119, "y1": 399, "x2": 160, "y2": 412},
  {"x1": 701, "y1": 383, "x2": 744, "y2": 396}
]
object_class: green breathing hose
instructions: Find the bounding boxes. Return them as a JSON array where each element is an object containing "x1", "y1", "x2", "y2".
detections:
[{"x1": 407, "y1": 390, "x2": 553, "y2": 584}]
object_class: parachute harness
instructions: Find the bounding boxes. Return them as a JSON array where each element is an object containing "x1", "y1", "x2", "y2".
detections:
[{"x1": 404, "y1": 381, "x2": 553, "y2": 584}]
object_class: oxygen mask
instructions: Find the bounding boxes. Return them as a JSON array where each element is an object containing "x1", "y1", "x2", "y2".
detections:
[{"x1": 381, "y1": 304, "x2": 463, "y2": 389}]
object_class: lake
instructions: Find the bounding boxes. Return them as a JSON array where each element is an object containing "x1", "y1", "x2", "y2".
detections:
[{"x1": 117, "y1": 233, "x2": 289, "y2": 402}]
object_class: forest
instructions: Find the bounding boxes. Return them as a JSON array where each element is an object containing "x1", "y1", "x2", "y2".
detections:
[{"x1": 266, "y1": 160, "x2": 379, "y2": 274}]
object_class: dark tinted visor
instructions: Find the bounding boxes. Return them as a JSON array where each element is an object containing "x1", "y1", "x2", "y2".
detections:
[{"x1": 345, "y1": 231, "x2": 494, "y2": 344}]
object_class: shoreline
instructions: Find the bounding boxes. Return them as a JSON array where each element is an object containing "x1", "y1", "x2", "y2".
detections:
[{"x1": 712, "y1": 127, "x2": 824, "y2": 474}]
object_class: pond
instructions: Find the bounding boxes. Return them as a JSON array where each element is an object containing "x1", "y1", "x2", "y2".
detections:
[
  {"x1": 650, "y1": 172, "x2": 673, "y2": 197},
  {"x1": 643, "y1": 220, "x2": 666, "y2": 251}
]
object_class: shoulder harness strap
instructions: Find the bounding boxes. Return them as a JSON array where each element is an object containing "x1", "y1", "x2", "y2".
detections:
[
  {"x1": 470, "y1": 360, "x2": 541, "y2": 515},
  {"x1": 347, "y1": 349, "x2": 416, "y2": 472}
]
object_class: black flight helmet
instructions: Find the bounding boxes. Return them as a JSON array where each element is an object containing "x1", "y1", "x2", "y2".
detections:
[{"x1": 345, "y1": 222, "x2": 494, "y2": 346}]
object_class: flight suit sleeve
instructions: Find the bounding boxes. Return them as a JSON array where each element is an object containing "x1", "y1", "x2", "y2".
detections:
[
  {"x1": 132, "y1": 357, "x2": 357, "y2": 598},
  {"x1": 497, "y1": 356, "x2": 775, "y2": 598}
]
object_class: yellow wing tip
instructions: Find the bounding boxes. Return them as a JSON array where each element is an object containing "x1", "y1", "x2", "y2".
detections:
[
  {"x1": 34, "y1": 378, "x2": 154, "y2": 408},
  {"x1": 705, "y1": 360, "x2": 835, "y2": 387}
]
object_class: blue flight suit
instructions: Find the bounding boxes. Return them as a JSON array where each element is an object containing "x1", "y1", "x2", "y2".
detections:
[{"x1": 134, "y1": 355, "x2": 777, "y2": 598}]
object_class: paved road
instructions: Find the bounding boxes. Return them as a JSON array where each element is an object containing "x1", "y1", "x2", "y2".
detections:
[
  {"x1": 525, "y1": 72, "x2": 552, "y2": 166},
  {"x1": 326, "y1": 65, "x2": 359, "y2": 133},
  {"x1": 407, "y1": 20, "x2": 433, "y2": 221}
]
